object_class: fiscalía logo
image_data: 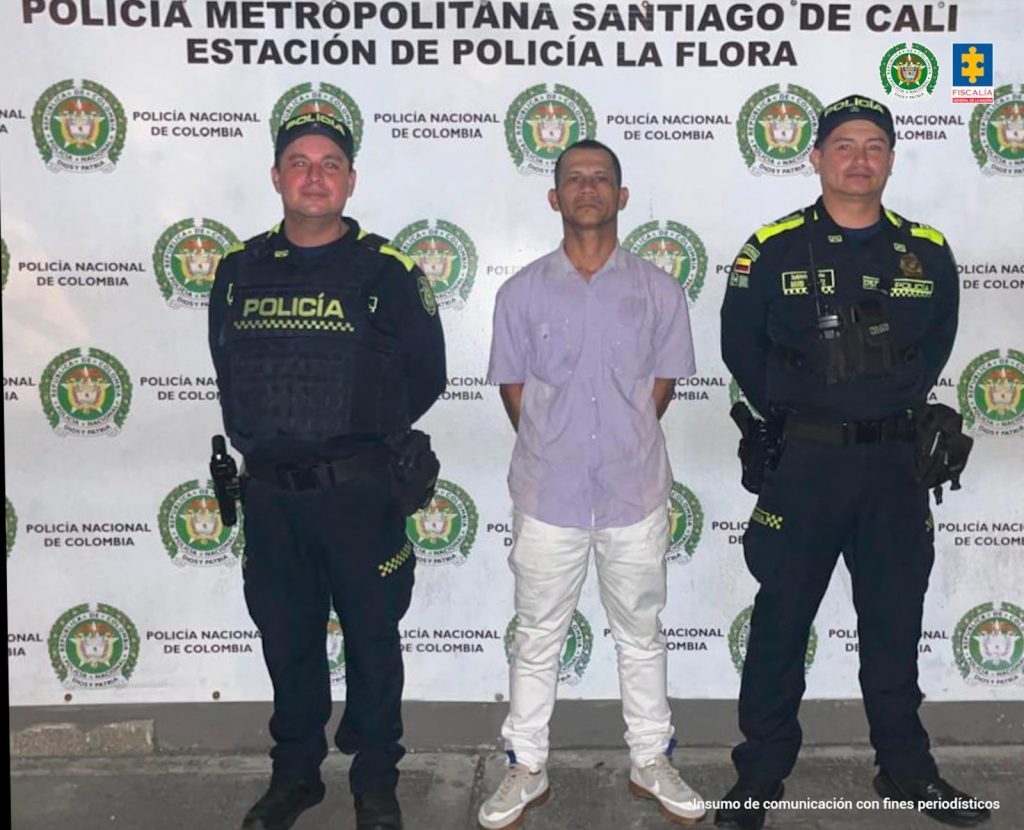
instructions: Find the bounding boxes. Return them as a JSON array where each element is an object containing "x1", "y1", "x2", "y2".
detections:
[
  {"x1": 49, "y1": 603, "x2": 139, "y2": 689},
  {"x1": 392, "y1": 220, "x2": 478, "y2": 310},
  {"x1": 667, "y1": 482, "x2": 703, "y2": 565},
  {"x1": 159, "y1": 480, "x2": 243, "y2": 567},
  {"x1": 6, "y1": 496, "x2": 16, "y2": 558},
  {"x1": 32, "y1": 79, "x2": 125, "y2": 173},
  {"x1": 153, "y1": 219, "x2": 239, "y2": 309},
  {"x1": 952, "y1": 43, "x2": 994, "y2": 104},
  {"x1": 970, "y1": 84, "x2": 1024, "y2": 176},
  {"x1": 327, "y1": 611, "x2": 346, "y2": 686},
  {"x1": 505, "y1": 609, "x2": 593, "y2": 685},
  {"x1": 954, "y1": 601, "x2": 1024, "y2": 686},
  {"x1": 737, "y1": 84, "x2": 822, "y2": 176},
  {"x1": 623, "y1": 220, "x2": 707, "y2": 304},
  {"x1": 880, "y1": 43, "x2": 939, "y2": 99},
  {"x1": 270, "y1": 82, "x2": 363, "y2": 160},
  {"x1": 406, "y1": 479, "x2": 478, "y2": 566},
  {"x1": 505, "y1": 84, "x2": 596, "y2": 176},
  {"x1": 958, "y1": 348, "x2": 1024, "y2": 435},
  {"x1": 729, "y1": 605, "x2": 817, "y2": 676},
  {"x1": 1, "y1": 237, "x2": 9, "y2": 290},
  {"x1": 40, "y1": 347, "x2": 132, "y2": 437}
]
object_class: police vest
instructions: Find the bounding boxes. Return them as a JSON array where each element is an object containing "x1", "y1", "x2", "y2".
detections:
[{"x1": 221, "y1": 232, "x2": 409, "y2": 445}]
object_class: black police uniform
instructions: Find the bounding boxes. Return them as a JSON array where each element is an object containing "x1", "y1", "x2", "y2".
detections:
[
  {"x1": 721, "y1": 197, "x2": 958, "y2": 783},
  {"x1": 208, "y1": 218, "x2": 446, "y2": 798}
]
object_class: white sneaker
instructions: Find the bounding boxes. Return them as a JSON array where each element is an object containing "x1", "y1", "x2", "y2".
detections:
[
  {"x1": 477, "y1": 761, "x2": 550, "y2": 829},
  {"x1": 629, "y1": 753, "x2": 707, "y2": 826}
]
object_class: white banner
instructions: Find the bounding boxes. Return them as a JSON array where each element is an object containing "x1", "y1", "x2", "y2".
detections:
[{"x1": 3, "y1": 1, "x2": 1022, "y2": 707}]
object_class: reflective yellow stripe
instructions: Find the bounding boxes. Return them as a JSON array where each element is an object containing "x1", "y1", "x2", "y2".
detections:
[
  {"x1": 755, "y1": 215, "x2": 805, "y2": 244},
  {"x1": 224, "y1": 242, "x2": 244, "y2": 255},
  {"x1": 884, "y1": 208, "x2": 903, "y2": 228},
  {"x1": 380, "y1": 244, "x2": 416, "y2": 272},
  {"x1": 911, "y1": 225, "x2": 945, "y2": 246}
]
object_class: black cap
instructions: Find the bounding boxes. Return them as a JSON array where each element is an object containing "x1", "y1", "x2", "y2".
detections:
[
  {"x1": 274, "y1": 111, "x2": 355, "y2": 164},
  {"x1": 815, "y1": 95, "x2": 896, "y2": 148}
]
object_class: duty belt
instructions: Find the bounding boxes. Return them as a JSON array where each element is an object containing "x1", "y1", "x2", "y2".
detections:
[
  {"x1": 245, "y1": 446, "x2": 390, "y2": 491},
  {"x1": 783, "y1": 411, "x2": 915, "y2": 445}
]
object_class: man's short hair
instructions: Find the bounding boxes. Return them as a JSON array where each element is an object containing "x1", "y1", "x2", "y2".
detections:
[
  {"x1": 553, "y1": 139, "x2": 623, "y2": 188},
  {"x1": 815, "y1": 94, "x2": 896, "y2": 149}
]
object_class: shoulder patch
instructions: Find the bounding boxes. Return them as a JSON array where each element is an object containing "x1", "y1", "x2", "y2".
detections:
[
  {"x1": 379, "y1": 244, "x2": 416, "y2": 272},
  {"x1": 224, "y1": 242, "x2": 244, "y2": 256},
  {"x1": 910, "y1": 223, "x2": 946, "y2": 246},
  {"x1": 755, "y1": 213, "x2": 805, "y2": 244}
]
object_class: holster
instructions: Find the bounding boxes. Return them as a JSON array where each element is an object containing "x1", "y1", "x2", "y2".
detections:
[
  {"x1": 914, "y1": 403, "x2": 973, "y2": 502},
  {"x1": 209, "y1": 435, "x2": 242, "y2": 527},
  {"x1": 730, "y1": 402, "x2": 783, "y2": 494},
  {"x1": 383, "y1": 429, "x2": 440, "y2": 516}
]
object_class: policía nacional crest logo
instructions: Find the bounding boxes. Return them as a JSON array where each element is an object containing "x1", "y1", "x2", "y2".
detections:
[
  {"x1": 406, "y1": 479, "x2": 478, "y2": 566},
  {"x1": 153, "y1": 219, "x2": 239, "y2": 309},
  {"x1": 958, "y1": 348, "x2": 1024, "y2": 436},
  {"x1": 40, "y1": 347, "x2": 132, "y2": 437},
  {"x1": 624, "y1": 220, "x2": 707, "y2": 304},
  {"x1": 392, "y1": 219, "x2": 478, "y2": 310},
  {"x1": 6, "y1": 496, "x2": 16, "y2": 558},
  {"x1": 327, "y1": 611, "x2": 346, "y2": 686},
  {"x1": 729, "y1": 605, "x2": 818, "y2": 675},
  {"x1": 970, "y1": 84, "x2": 1024, "y2": 176},
  {"x1": 49, "y1": 603, "x2": 139, "y2": 690},
  {"x1": 505, "y1": 83, "x2": 596, "y2": 176},
  {"x1": 270, "y1": 82, "x2": 363, "y2": 160},
  {"x1": 954, "y1": 602, "x2": 1024, "y2": 686},
  {"x1": 1, "y1": 237, "x2": 9, "y2": 290},
  {"x1": 505, "y1": 609, "x2": 593, "y2": 686},
  {"x1": 738, "y1": 84, "x2": 822, "y2": 176},
  {"x1": 880, "y1": 43, "x2": 939, "y2": 100},
  {"x1": 33, "y1": 79, "x2": 125, "y2": 173},
  {"x1": 667, "y1": 482, "x2": 703, "y2": 565},
  {"x1": 159, "y1": 480, "x2": 243, "y2": 567}
]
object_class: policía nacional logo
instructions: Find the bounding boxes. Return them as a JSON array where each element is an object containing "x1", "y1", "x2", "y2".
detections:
[
  {"x1": 954, "y1": 602, "x2": 1024, "y2": 686},
  {"x1": 6, "y1": 496, "x2": 16, "y2": 558},
  {"x1": 158, "y1": 480, "x2": 243, "y2": 567},
  {"x1": 32, "y1": 79, "x2": 125, "y2": 173},
  {"x1": 729, "y1": 605, "x2": 817, "y2": 675},
  {"x1": 505, "y1": 609, "x2": 593, "y2": 686},
  {"x1": 1, "y1": 237, "x2": 9, "y2": 290},
  {"x1": 880, "y1": 43, "x2": 939, "y2": 100},
  {"x1": 49, "y1": 603, "x2": 139, "y2": 690},
  {"x1": 406, "y1": 479, "x2": 478, "y2": 566},
  {"x1": 667, "y1": 482, "x2": 703, "y2": 565},
  {"x1": 505, "y1": 83, "x2": 596, "y2": 176},
  {"x1": 392, "y1": 220, "x2": 478, "y2": 310},
  {"x1": 970, "y1": 84, "x2": 1024, "y2": 176},
  {"x1": 958, "y1": 348, "x2": 1024, "y2": 436},
  {"x1": 624, "y1": 221, "x2": 707, "y2": 304},
  {"x1": 40, "y1": 347, "x2": 132, "y2": 437},
  {"x1": 153, "y1": 219, "x2": 239, "y2": 309},
  {"x1": 270, "y1": 82, "x2": 363, "y2": 160},
  {"x1": 737, "y1": 84, "x2": 822, "y2": 176},
  {"x1": 327, "y1": 611, "x2": 346, "y2": 686}
]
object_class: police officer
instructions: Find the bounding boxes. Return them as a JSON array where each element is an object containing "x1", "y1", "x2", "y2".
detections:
[
  {"x1": 208, "y1": 111, "x2": 446, "y2": 830},
  {"x1": 715, "y1": 96, "x2": 990, "y2": 830}
]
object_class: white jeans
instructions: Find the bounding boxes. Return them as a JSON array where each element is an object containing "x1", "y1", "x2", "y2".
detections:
[{"x1": 501, "y1": 506, "x2": 674, "y2": 770}]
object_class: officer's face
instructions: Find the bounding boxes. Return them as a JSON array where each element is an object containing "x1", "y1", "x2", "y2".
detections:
[
  {"x1": 811, "y1": 120, "x2": 894, "y2": 203},
  {"x1": 548, "y1": 147, "x2": 629, "y2": 230},
  {"x1": 271, "y1": 135, "x2": 355, "y2": 222}
]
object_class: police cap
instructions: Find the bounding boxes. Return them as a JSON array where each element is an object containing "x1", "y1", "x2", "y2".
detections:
[
  {"x1": 274, "y1": 112, "x2": 355, "y2": 165},
  {"x1": 815, "y1": 95, "x2": 896, "y2": 148}
]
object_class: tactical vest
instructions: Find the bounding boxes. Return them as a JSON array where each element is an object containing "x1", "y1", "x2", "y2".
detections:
[{"x1": 221, "y1": 231, "x2": 409, "y2": 446}]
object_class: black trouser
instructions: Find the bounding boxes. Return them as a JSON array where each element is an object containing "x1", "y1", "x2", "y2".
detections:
[
  {"x1": 242, "y1": 469, "x2": 415, "y2": 795},
  {"x1": 733, "y1": 437, "x2": 939, "y2": 783}
]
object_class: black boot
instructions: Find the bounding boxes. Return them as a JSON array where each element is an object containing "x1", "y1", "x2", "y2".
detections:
[
  {"x1": 355, "y1": 790, "x2": 403, "y2": 829},
  {"x1": 714, "y1": 779, "x2": 784, "y2": 830},
  {"x1": 241, "y1": 779, "x2": 325, "y2": 830},
  {"x1": 874, "y1": 771, "x2": 991, "y2": 827}
]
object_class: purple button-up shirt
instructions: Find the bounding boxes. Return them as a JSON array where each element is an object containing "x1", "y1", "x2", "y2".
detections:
[{"x1": 488, "y1": 245, "x2": 696, "y2": 530}]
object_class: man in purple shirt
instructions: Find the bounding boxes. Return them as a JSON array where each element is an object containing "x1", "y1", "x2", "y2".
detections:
[{"x1": 479, "y1": 139, "x2": 704, "y2": 829}]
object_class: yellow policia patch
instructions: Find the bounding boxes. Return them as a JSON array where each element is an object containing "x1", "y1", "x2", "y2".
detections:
[
  {"x1": 241, "y1": 295, "x2": 345, "y2": 320},
  {"x1": 891, "y1": 279, "x2": 934, "y2": 298},
  {"x1": 751, "y1": 507, "x2": 784, "y2": 530}
]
